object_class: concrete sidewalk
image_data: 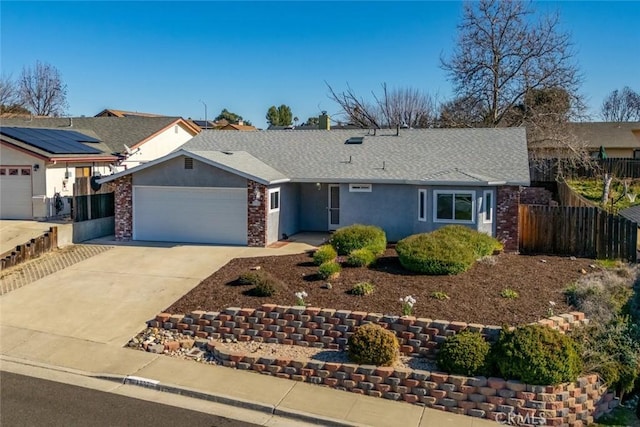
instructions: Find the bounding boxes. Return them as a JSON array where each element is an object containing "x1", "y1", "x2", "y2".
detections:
[
  {"x1": 1, "y1": 326, "x2": 494, "y2": 427},
  {"x1": 0, "y1": 236, "x2": 495, "y2": 427}
]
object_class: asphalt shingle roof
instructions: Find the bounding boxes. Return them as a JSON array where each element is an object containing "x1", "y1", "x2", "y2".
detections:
[
  {"x1": 190, "y1": 150, "x2": 288, "y2": 184},
  {"x1": 571, "y1": 122, "x2": 640, "y2": 149},
  {"x1": 619, "y1": 205, "x2": 640, "y2": 224},
  {"x1": 180, "y1": 128, "x2": 530, "y2": 185},
  {"x1": 0, "y1": 116, "x2": 188, "y2": 154}
]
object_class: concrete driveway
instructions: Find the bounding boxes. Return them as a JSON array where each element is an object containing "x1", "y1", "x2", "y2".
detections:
[{"x1": 0, "y1": 241, "x2": 314, "y2": 347}]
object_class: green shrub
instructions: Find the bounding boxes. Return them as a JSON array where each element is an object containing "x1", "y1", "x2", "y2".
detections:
[
  {"x1": 396, "y1": 233, "x2": 475, "y2": 275},
  {"x1": 313, "y1": 245, "x2": 337, "y2": 266},
  {"x1": 492, "y1": 324, "x2": 583, "y2": 385},
  {"x1": 500, "y1": 288, "x2": 519, "y2": 299},
  {"x1": 437, "y1": 331, "x2": 491, "y2": 376},
  {"x1": 348, "y1": 323, "x2": 398, "y2": 366},
  {"x1": 238, "y1": 271, "x2": 263, "y2": 285},
  {"x1": 571, "y1": 316, "x2": 640, "y2": 398},
  {"x1": 431, "y1": 291, "x2": 450, "y2": 300},
  {"x1": 432, "y1": 225, "x2": 503, "y2": 258},
  {"x1": 346, "y1": 248, "x2": 377, "y2": 267},
  {"x1": 239, "y1": 270, "x2": 286, "y2": 297},
  {"x1": 329, "y1": 224, "x2": 387, "y2": 256},
  {"x1": 349, "y1": 282, "x2": 375, "y2": 296},
  {"x1": 318, "y1": 261, "x2": 341, "y2": 280}
]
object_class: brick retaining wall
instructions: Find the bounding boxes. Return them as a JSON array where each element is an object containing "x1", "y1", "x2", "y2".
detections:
[
  {"x1": 145, "y1": 305, "x2": 613, "y2": 427},
  {"x1": 149, "y1": 305, "x2": 588, "y2": 358}
]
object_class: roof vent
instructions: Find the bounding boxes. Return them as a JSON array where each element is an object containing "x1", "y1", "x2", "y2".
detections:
[
  {"x1": 345, "y1": 137, "x2": 364, "y2": 144},
  {"x1": 221, "y1": 151, "x2": 233, "y2": 155},
  {"x1": 184, "y1": 157, "x2": 194, "y2": 169}
]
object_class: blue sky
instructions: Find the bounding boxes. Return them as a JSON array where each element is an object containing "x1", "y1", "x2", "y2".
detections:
[{"x1": 1, "y1": 1, "x2": 638, "y2": 129}]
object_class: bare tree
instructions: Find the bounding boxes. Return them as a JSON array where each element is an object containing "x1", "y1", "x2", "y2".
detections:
[
  {"x1": 441, "y1": 0, "x2": 582, "y2": 128},
  {"x1": 600, "y1": 87, "x2": 640, "y2": 122},
  {"x1": 437, "y1": 95, "x2": 487, "y2": 128},
  {"x1": 326, "y1": 82, "x2": 436, "y2": 129},
  {"x1": 19, "y1": 61, "x2": 68, "y2": 116},
  {"x1": 441, "y1": 0, "x2": 591, "y2": 170},
  {"x1": 0, "y1": 74, "x2": 28, "y2": 114}
]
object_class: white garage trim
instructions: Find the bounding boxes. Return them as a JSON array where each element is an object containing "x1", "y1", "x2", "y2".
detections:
[
  {"x1": 0, "y1": 166, "x2": 33, "y2": 219},
  {"x1": 133, "y1": 185, "x2": 247, "y2": 245}
]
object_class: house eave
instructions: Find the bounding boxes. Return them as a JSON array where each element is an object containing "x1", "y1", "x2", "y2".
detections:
[{"x1": 97, "y1": 149, "x2": 291, "y2": 186}]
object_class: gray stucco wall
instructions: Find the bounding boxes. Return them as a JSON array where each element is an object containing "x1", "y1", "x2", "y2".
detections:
[
  {"x1": 72, "y1": 216, "x2": 115, "y2": 243},
  {"x1": 133, "y1": 156, "x2": 246, "y2": 188},
  {"x1": 295, "y1": 184, "x2": 498, "y2": 242},
  {"x1": 266, "y1": 183, "x2": 300, "y2": 244}
]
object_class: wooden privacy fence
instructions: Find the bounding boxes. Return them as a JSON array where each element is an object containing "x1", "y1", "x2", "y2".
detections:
[
  {"x1": 1, "y1": 227, "x2": 58, "y2": 271},
  {"x1": 519, "y1": 205, "x2": 637, "y2": 262},
  {"x1": 73, "y1": 176, "x2": 115, "y2": 222},
  {"x1": 531, "y1": 158, "x2": 640, "y2": 181},
  {"x1": 74, "y1": 193, "x2": 115, "y2": 222}
]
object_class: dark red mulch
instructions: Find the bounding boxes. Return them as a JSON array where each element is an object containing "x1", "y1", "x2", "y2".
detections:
[{"x1": 166, "y1": 247, "x2": 595, "y2": 326}]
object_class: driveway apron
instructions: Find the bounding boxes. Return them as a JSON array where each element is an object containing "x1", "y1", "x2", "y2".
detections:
[{"x1": 0, "y1": 244, "x2": 259, "y2": 346}]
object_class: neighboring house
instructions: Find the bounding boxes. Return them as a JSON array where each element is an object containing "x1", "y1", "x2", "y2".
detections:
[
  {"x1": 572, "y1": 122, "x2": 640, "y2": 159},
  {"x1": 218, "y1": 123, "x2": 258, "y2": 131},
  {"x1": 1, "y1": 116, "x2": 200, "y2": 170},
  {"x1": 95, "y1": 109, "x2": 165, "y2": 118},
  {"x1": 0, "y1": 116, "x2": 200, "y2": 219},
  {"x1": 531, "y1": 122, "x2": 640, "y2": 159},
  {"x1": 98, "y1": 128, "x2": 530, "y2": 250},
  {"x1": 0, "y1": 126, "x2": 118, "y2": 219}
]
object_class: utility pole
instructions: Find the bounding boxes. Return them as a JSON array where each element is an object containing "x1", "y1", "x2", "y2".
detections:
[{"x1": 200, "y1": 100, "x2": 208, "y2": 130}]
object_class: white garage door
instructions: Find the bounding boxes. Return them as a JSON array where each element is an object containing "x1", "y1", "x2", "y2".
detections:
[
  {"x1": 0, "y1": 168, "x2": 32, "y2": 219},
  {"x1": 133, "y1": 186, "x2": 247, "y2": 245}
]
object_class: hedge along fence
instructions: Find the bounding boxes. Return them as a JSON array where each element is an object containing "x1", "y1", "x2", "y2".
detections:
[{"x1": 146, "y1": 305, "x2": 614, "y2": 426}]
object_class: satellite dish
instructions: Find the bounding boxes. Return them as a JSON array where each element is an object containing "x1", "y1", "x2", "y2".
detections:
[{"x1": 90, "y1": 176, "x2": 102, "y2": 192}]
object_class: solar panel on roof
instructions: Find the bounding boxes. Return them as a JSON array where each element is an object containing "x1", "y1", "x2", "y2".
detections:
[{"x1": 0, "y1": 127, "x2": 103, "y2": 155}]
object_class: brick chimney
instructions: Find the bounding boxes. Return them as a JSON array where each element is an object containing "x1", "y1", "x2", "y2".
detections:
[{"x1": 318, "y1": 111, "x2": 330, "y2": 130}]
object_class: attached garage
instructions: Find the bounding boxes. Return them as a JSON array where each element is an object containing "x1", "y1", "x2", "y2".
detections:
[
  {"x1": 0, "y1": 168, "x2": 33, "y2": 219},
  {"x1": 133, "y1": 185, "x2": 248, "y2": 245}
]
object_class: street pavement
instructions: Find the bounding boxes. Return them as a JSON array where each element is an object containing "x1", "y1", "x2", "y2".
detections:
[
  {"x1": 0, "y1": 228, "x2": 495, "y2": 427},
  {"x1": 1, "y1": 371, "x2": 258, "y2": 427}
]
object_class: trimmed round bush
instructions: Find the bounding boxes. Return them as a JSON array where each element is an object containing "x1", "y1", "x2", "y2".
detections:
[
  {"x1": 318, "y1": 261, "x2": 341, "y2": 280},
  {"x1": 396, "y1": 233, "x2": 476, "y2": 275},
  {"x1": 348, "y1": 323, "x2": 399, "y2": 366},
  {"x1": 491, "y1": 324, "x2": 583, "y2": 385},
  {"x1": 437, "y1": 331, "x2": 490, "y2": 376},
  {"x1": 239, "y1": 270, "x2": 286, "y2": 297},
  {"x1": 432, "y1": 225, "x2": 503, "y2": 258},
  {"x1": 329, "y1": 224, "x2": 387, "y2": 256},
  {"x1": 313, "y1": 244, "x2": 337, "y2": 266},
  {"x1": 346, "y1": 248, "x2": 376, "y2": 267}
]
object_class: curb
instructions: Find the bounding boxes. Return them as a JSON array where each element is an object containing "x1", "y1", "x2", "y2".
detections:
[{"x1": 1, "y1": 355, "x2": 357, "y2": 427}]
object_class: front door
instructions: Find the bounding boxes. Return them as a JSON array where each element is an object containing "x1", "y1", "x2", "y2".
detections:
[{"x1": 328, "y1": 184, "x2": 340, "y2": 230}]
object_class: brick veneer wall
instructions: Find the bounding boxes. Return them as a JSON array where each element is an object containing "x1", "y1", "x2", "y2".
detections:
[
  {"x1": 147, "y1": 306, "x2": 612, "y2": 427},
  {"x1": 496, "y1": 186, "x2": 521, "y2": 252},
  {"x1": 114, "y1": 175, "x2": 133, "y2": 241},
  {"x1": 247, "y1": 180, "x2": 267, "y2": 247},
  {"x1": 520, "y1": 187, "x2": 558, "y2": 206}
]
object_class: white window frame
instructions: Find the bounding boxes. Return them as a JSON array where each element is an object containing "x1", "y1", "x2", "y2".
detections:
[
  {"x1": 268, "y1": 187, "x2": 280, "y2": 213},
  {"x1": 483, "y1": 190, "x2": 493, "y2": 223},
  {"x1": 433, "y1": 190, "x2": 476, "y2": 224},
  {"x1": 418, "y1": 189, "x2": 427, "y2": 222},
  {"x1": 349, "y1": 183, "x2": 372, "y2": 193}
]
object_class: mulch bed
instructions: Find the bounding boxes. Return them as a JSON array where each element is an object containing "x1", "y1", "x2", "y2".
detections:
[{"x1": 166, "y1": 247, "x2": 595, "y2": 326}]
